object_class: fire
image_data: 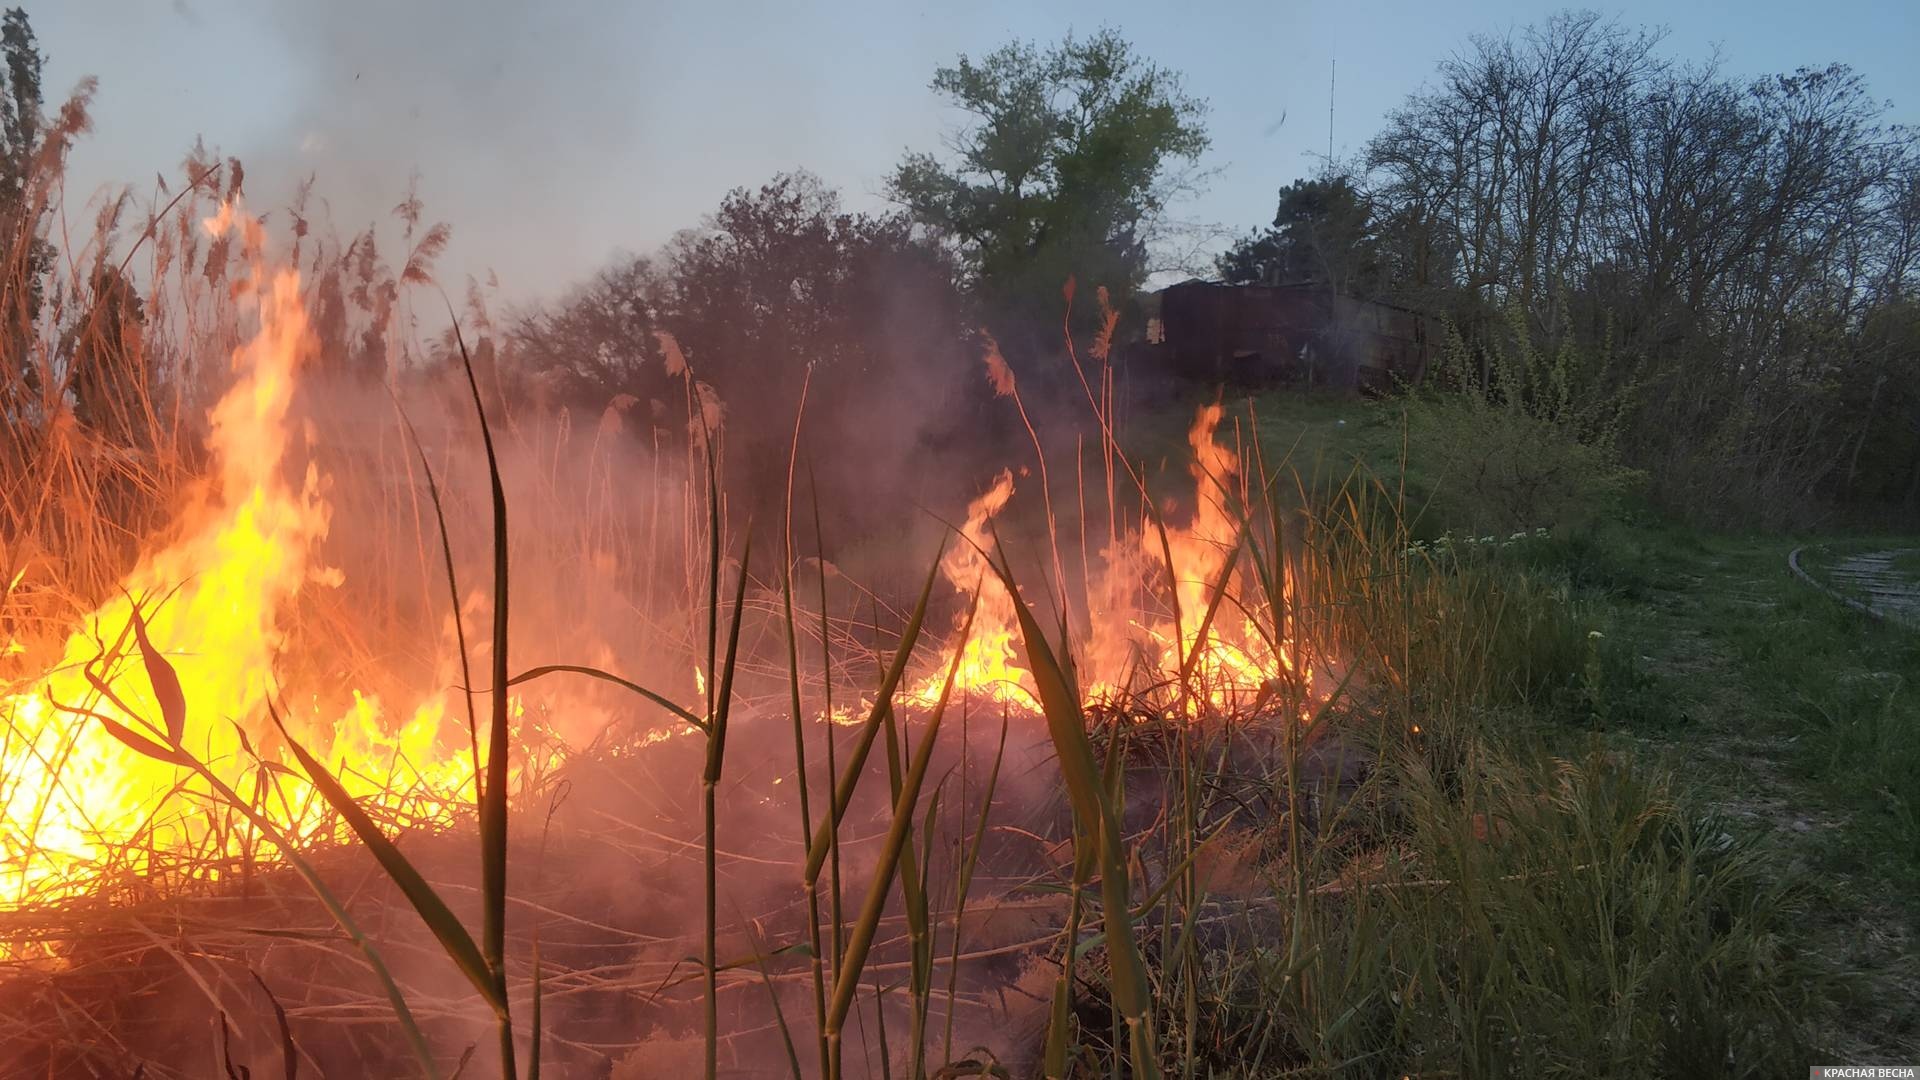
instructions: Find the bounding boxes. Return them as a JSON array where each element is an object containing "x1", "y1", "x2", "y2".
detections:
[
  {"x1": 912, "y1": 405, "x2": 1309, "y2": 718},
  {"x1": 907, "y1": 469, "x2": 1039, "y2": 711},
  {"x1": 1135, "y1": 403, "x2": 1303, "y2": 714},
  {"x1": 0, "y1": 204, "x2": 472, "y2": 910},
  {"x1": 0, "y1": 207, "x2": 1311, "y2": 919}
]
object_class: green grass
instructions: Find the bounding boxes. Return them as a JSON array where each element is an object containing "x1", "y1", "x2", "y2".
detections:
[
  {"x1": 1470, "y1": 522, "x2": 1920, "y2": 896},
  {"x1": 1722, "y1": 549, "x2": 1920, "y2": 877},
  {"x1": 1206, "y1": 742, "x2": 1828, "y2": 1077},
  {"x1": 1894, "y1": 550, "x2": 1920, "y2": 578},
  {"x1": 1120, "y1": 389, "x2": 1919, "y2": 1064},
  {"x1": 1523, "y1": 526, "x2": 1920, "y2": 1060}
]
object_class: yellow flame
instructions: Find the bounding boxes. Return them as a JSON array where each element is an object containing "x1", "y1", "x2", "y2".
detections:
[
  {"x1": 907, "y1": 469, "x2": 1040, "y2": 711},
  {"x1": 0, "y1": 203, "x2": 479, "y2": 911},
  {"x1": 913, "y1": 405, "x2": 1312, "y2": 720},
  {"x1": 0, "y1": 216, "x2": 1317, "y2": 921}
]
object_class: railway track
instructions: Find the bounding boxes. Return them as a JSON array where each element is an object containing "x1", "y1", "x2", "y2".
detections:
[{"x1": 1788, "y1": 545, "x2": 1920, "y2": 626}]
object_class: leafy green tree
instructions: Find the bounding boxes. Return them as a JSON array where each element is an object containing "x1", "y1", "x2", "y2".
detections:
[
  {"x1": 890, "y1": 29, "x2": 1208, "y2": 337},
  {"x1": 0, "y1": 7, "x2": 40, "y2": 220},
  {"x1": 1, "y1": 6, "x2": 49, "y2": 379},
  {"x1": 1218, "y1": 175, "x2": 1382, "y2": 295}
]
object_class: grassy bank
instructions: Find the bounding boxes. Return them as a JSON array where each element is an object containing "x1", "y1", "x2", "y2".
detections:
[{"x1": 1126, "y1": 387, "x2": 1920, "y2": 1066}]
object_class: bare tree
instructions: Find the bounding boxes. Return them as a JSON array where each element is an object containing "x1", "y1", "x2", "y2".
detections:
[{"x1": 1361, "y1": 11, "x2": 1918, "y2": 523}]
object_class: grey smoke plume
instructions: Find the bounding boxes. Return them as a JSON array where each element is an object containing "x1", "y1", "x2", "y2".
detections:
[{"x1": 205, "y1": 0, "x2": 932, "y2": 302}]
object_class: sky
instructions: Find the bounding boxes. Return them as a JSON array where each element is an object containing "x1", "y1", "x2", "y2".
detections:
[{"x1": 37, "y1": 0, "x2": 1920, "y2": 307}]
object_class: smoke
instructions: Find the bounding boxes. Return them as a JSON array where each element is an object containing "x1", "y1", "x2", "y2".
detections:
[
  {"x1": 170, "y1": 0, "x2": 941, "y2": 305},
  {"x1": 277, "y1": 356, "x2": 1092, "y2": 1076},
  {"x1": 229, "y1": 0, "x2": 646, "y2": 299}
]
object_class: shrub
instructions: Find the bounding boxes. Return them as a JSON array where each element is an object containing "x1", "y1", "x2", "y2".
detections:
[{"x1": 1407, "y1": 309, "x2": 1642, "y2": 535}]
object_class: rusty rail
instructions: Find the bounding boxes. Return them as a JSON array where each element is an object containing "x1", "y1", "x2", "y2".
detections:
[{"x1": 1788, "y1": 546, "x2": 1920, "y2": 627}]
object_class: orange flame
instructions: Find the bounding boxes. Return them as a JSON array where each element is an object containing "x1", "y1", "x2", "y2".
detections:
[
  {"x1": 0, "y1": 203, "x2": 475, "y2": 911},
  {"x1": 908, "y1": 469, "x2": 1038, "y2": 710},
  {"x1": 914, "y1": 405, "x2": 1309, "y2": 719},
  {"x1": 0, "y1": 215, "x2": 1314, "y2": 919},
  {"x1": 1137, "y1": 404, "x2": 1300, "y2": 714}
]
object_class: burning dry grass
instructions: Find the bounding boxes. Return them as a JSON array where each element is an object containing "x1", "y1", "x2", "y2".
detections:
[{"x1": 0, "y1": 145, "x2": 1831, "y2": 1079}]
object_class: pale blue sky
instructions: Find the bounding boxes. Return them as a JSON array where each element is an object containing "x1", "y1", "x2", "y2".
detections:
[{"x1": 39, "y1": 1, "x2": 1920, "y2": 304}]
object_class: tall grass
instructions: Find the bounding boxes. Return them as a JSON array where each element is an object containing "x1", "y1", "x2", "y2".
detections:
[
  {"x1": 1186, "y1": 742, "x2": 1824, "y2": 1076},
  {"x1": 21, "y1": 389, "x2": 1836, "y2": 1077},
  {"x1": 0, "y1": 145, "x2": 1848, "y2": 1077}
]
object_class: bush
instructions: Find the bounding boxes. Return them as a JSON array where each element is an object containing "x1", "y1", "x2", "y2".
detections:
[
  {"x1": 1410, "y1": 395, "x2": 1636, "y2": 533},
  {"x1": 1406, "y1": 309, "x2": 1642, "y2": 535}
]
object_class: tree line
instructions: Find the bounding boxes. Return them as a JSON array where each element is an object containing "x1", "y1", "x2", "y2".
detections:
[
  {"x1": 1227, "y1": 12, "x2": 1919, "y2": 522},
  {"x1": 6, "y1": 9, "x2": 1917, "y2": 530}
]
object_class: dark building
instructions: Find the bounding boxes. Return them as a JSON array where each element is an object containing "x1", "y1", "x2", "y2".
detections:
[{"x1": 1140, "y1": 281, "x2": 1443, "y2": 393}]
